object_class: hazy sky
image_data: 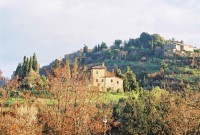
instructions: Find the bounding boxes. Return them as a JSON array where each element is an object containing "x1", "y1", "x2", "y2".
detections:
[{"x1": 0, "y1": 0, "x2": 200, "y2": 77}]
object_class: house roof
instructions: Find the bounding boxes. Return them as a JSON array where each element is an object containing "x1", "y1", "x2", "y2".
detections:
[
  {"x1": 91, "y1": 64, "x2": 123, "y2": 80},
  {"x1": 105, "y1": 71, "x2": 115, "y2": 77},
  {"x1": 91, "y1": 65, "x2": 106, "y2": 69},
  {"x1": 105, "y1": 71, "x2": 124, "y2": 80}
]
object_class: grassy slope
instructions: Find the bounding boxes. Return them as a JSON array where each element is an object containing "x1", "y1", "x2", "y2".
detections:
[{"x1": 3, "y1": 92, "x2": 129, "y2": 108}]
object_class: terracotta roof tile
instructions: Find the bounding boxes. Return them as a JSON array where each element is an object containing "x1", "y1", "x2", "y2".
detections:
[{"x1": 105, "y1": 71, "x2": 115, "y2": 77}]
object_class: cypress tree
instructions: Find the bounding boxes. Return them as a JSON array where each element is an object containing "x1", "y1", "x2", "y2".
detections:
[
  {"x1": 116, "y1": 67, "x2": 123, "y2": 78},
  {"x1": 97, "y1": 44, "x2": 100, "y2": 51},
  {"x1": 25, "y1": 57, "x2": 30, "y2": 76},
  {"x1": 32, "y1": 53, "x2": 38, "y2": 72},
  {"x1": 28, "y1": 57, "x2": 33, "y2": 73},
  {"x1": 22, "y1": 56, "x2": 27, "y2": 78},
  {"x1": 15, "y1": 63, "x2": 23, "y2": 78},
  {"x1": 83, "y1": 45, "x2": 88, "y2": 53},
  {"x1": 124, "y1": 66, "x2": 139, "y2": 92}
]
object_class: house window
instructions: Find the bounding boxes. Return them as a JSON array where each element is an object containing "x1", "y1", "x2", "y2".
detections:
[
  {"x1": 96, "y1": 79, "x2": 98, "y2": 82},
  {"x1": 96, "y1": 71, "x2": 98, "y2": 74},
  {"x1": 117, "y1": 81, "x2": 119, "y2": 84},
  {"x1": 111, "y1": 79, "x2": 113, "y2": 83}
]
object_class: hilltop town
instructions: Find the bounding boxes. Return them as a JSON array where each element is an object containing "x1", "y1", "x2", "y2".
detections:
[
  {"x1": 40, "y1": 32, "x2": 199, "y2": 91},
  {"x1": 65, "y1": 38, "x2": 198, "y2": 61}
]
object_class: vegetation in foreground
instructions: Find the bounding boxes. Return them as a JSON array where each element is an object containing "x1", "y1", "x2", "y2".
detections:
[
  {"x1": 0, "y1": 32, "x2": 200, "y2": 134},
  {"x1": 0, "y1": 64, "x2": 200, "y2": 135}
]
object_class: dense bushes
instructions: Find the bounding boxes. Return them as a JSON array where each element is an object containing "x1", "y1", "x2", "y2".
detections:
[{"x1": 112, "y1": 87, "x2": 200, "y2": 134}]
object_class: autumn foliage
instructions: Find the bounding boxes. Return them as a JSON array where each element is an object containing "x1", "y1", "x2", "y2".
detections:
[{"x1": 0, "y1": 64, "x2": 200, "y2": 134}]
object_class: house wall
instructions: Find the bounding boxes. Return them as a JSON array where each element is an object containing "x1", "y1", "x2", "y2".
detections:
[
  {"x1": 91, "y1": 68, "x2": 124, "y2": 92},
  {"x1": 105, "y1": 77, "x2": 123, "y2": 92},
  {"x1": 183, "y1": 45, "x2": 195, "y2": 52},
  {"x1": 175, "y1": 43, "x2": 195, "y2": 52},
  {"x1": 175, "y1": 44, "x2": 181, "y2": 51},
  {"x1": 91, "y1": 68, "x2": 106, "y2": 88}
]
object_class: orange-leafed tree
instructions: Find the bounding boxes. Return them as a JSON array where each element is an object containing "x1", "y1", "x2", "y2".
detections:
[
  {"x1": 40, "y1": 64, "x2": 109, "y2": 134},
  {"x1": 5, "y1": 76, "x2": 21, "y2": 92}
]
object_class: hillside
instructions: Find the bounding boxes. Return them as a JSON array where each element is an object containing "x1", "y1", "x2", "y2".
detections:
[
  {"x1": 40, "y1": 32, "x2": 200, "y2": 91},
  {"x1": 2, "y1": 32, "x2": 200, "y2": 134}
]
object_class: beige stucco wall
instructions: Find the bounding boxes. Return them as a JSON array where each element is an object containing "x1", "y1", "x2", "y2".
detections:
[
  {"x1": 175, "y1": 44, "x2": 181, "y2": 51},
  {"x1": 91, "y1": 68, "x2": 124, "y2": 92},
  {"x1": 105, "y1": 77, "x2": 123, "y2": 92},
  {"x1": 175, "y1": 43, "x2": 195, "y2": 52},
  {"x1": 91, "y1": 68, "x2": 105, "y2": 86},
  {"x1": 183, "y1": 45, "x2": 195, "y2": 52}
]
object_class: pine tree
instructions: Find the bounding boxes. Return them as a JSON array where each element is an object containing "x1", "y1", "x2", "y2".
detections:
[
  {"x1": 25, "y1": 57, "x2": 30, "y2": 76},
  {"x1": 116, "y1": 67, "x2": 123, "y2": 78},
  {"x1": 15, "y1": 63, "x2": 23, "y2": 78},
  {"x1": 22, "y1": 56, "x2": 27, "y2": 78},
  {"x1": 124, "y1": 66, "x2": 139, "y2": 92},
  {"x1": 32, "y1": 53, "x2": 38, "y2": 72},
  {"x1": 83, "y1": 45, "x2": 88, "y2": 53},
  {"x1": 93, "y1": 45, "x2": 98, "y2": 52},
  {"x1": 97, "y1": 44, "x2": 100, "y2": 51},
  {"x1": 28, "y1": 57, "x2": 33, "y2": 73}
]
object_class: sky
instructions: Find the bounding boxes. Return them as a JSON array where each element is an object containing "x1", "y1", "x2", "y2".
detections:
[{"x1": 0, "y1": 0, "x2": 200, "y2": 78}]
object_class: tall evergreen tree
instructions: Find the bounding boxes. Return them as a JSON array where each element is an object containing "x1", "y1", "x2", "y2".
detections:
[
  {"x1": 139, "y1": 32, "x2": 152, "y2": 49},
  {"x1": 32, "y1": 53, "x2": 38, "y2": 72},
  {"x1": 93, "y1": 45, "x2": 99, "y2": 52},
  {"x1": 22, "y1": 56, "x2": 27, "y2": 78},
  {"x1": 28, "y1": 57, "x2": 33, "y2": 73},
  {"x1": 100, "y1": 42, "x2": 108, "y2": 50},
  {"x1": 97, "y1": 44, "x2": 100, "y2": 51},
  {"x1": 115, "y1": 67, "x2": 123, "y2": 78},
  {"x1": 124, "y1": 66, "x2": 139, "y2": 92},
  {"x1": 114, "y1": 40, "x2": 122, "y2": 48},
  {"x1": 15, "y1": 63, "x2": 23, "y2": 78},
  {"x1": 25, "y1": 57, "x2": 30, "y2": 76},
  {"x1": 83, "y1": 45, "x2": 88, "y2": 53}
]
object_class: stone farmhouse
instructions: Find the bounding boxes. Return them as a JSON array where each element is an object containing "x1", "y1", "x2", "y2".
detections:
[
  {"x1": 164, "y1": 41, "x2": 197, "y2": 57},
  {"x1": 89, "y1": 63, "x2": 124, "y2": 92}
]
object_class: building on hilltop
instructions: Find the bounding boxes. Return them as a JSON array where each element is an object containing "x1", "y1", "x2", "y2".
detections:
[
  {"x1": 173, "y1": 41, "x2": 196, "y2": 52},
  {"x1": 89, "y1": 63, "x2": 124, "y2": 92},
  {"x1": 164, "y1": 41, "x2": 197, "y2": 57}
]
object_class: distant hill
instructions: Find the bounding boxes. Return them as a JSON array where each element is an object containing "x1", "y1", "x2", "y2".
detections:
[{"x1": 40, "y1": 32, "x2": 200, "y2": 91}]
